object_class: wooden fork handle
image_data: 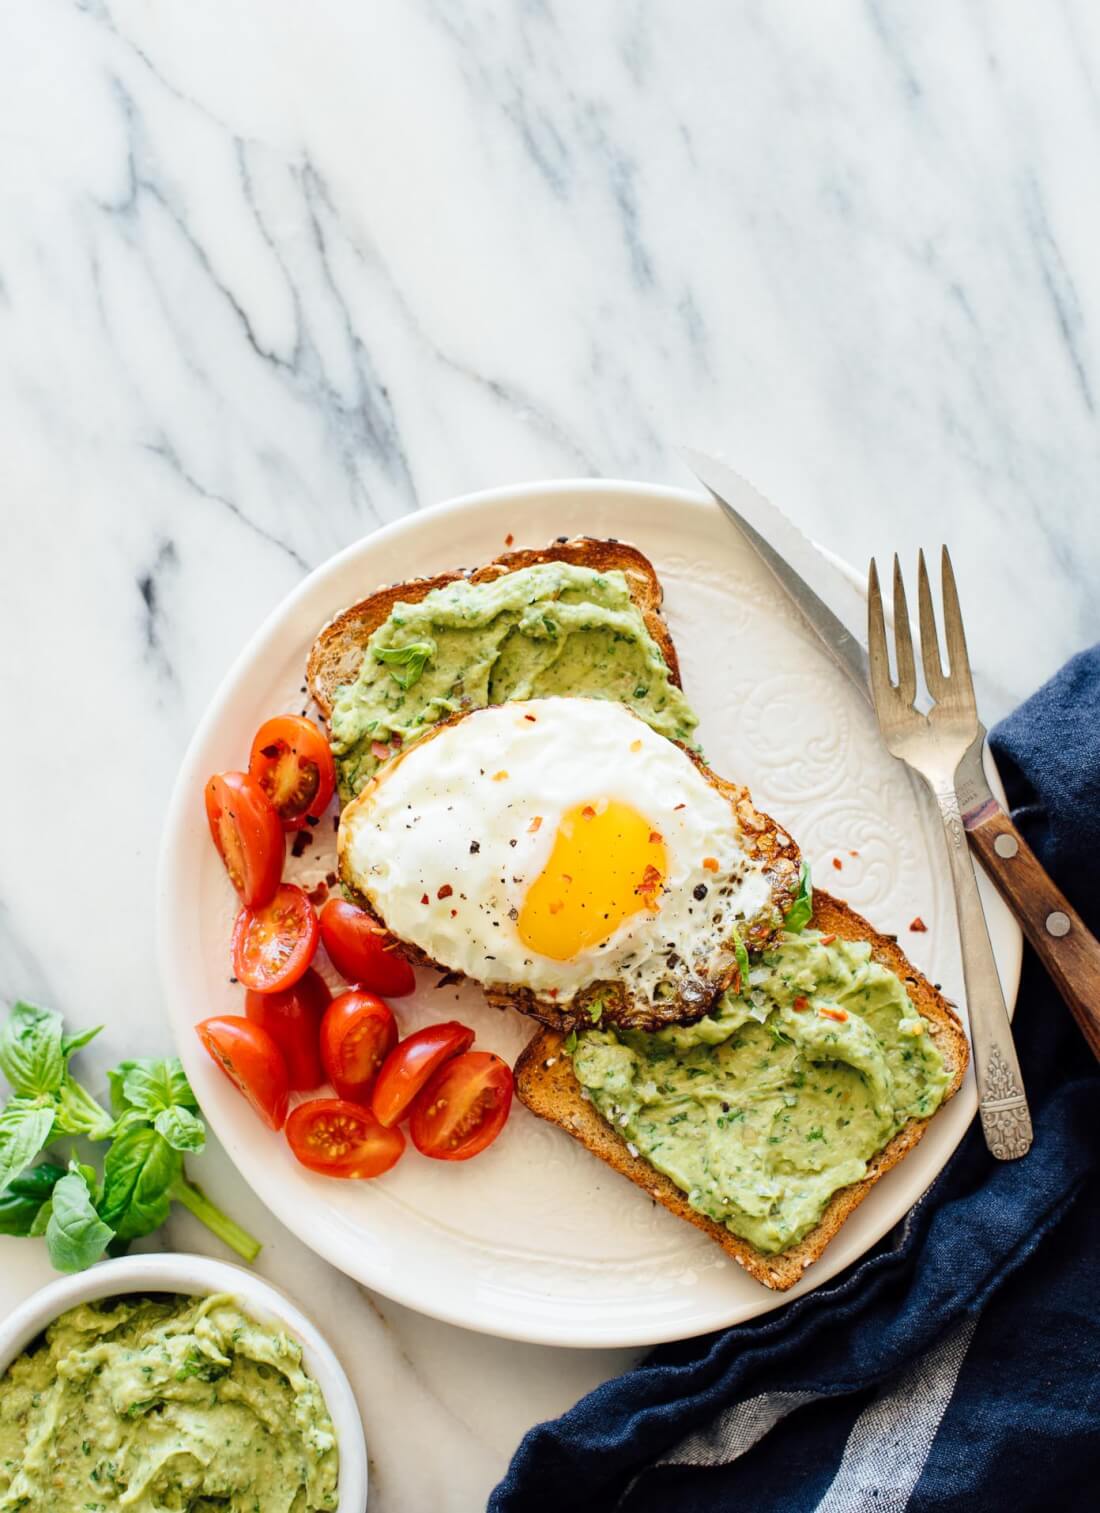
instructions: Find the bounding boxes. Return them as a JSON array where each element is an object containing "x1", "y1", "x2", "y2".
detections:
[{"x1": 966, "y1": 805, "x2": 1100, "y2": 1061}]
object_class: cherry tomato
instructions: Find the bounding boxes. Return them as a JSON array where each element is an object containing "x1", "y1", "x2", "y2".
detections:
[
  {"x1": 245, "y1": 968, "x2": 330, "y2": 1090},
  {"x1": 319, "y1": 899, "x2": 416, "y2": 996},
  {"x1": 196, "y1": 1015, "x2": 290, "y2": 1130},
  {"x1": 204, "y1": 772, "x2": 284, "y2": 907},
  {"x1": 371, "y1": 1021, "x2": 475, "y2": 1127},
  {"x1": 286, "y1": 1098, "x2": 405, "y2": 1179},
  {"x1": 232, "y1": 884, "x2": 319, "y2": 994},
  {"x1": 320, "y1": 991, "x2": 398, "y2": 1104},
  {"x1": 249, "y1": 715, "x2": 337, "y2": 831},
  {"x1": 409, "y1": 1051, "x2": 513, "y2": 1161}
]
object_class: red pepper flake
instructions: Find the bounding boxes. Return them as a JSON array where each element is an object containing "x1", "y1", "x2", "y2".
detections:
[
  {"x1": 674, "y1": 803, "x2": 686, "y2": 811},
  {"x1": 437, "y1": 884, "x2": 453, "y2": 900},
  {"x1": 702, "y1": 857, "x2": 719, "y2": 872},
  {"x1": 524, "y1": 713, "x2": 537, "y2": 722},
  {"x1": 819, "y1": 1006, "x2": 848, "y2": 1022},
  {"x1": 909, "y1": 916, "x2": 928, "y2": 933},
  {"x1": 832, "y1": 857, "x2": 843, "y2": 870},
  {"x1": 420, "y1": 893, "x2": 429, "y2": 905},
  {"x1": 792, "y1": 995, "x2": 810, "y2": 1012},
  {"x1": 528, "y1": 816, "x2": 543, "y2": 833},
  {"x1": 819, "y1": 933, "x2": 836, "y2": 945},
  {"x1": 450, "y1": 909, "x2": 458, "y2": 918},
  {"x1": 635, "y1": 864, "x2": 663, "y2": 901},
  {"x1": 492, "y1": 770, "x2": 509, "y2": 782},
  {"x1": 561, "y1": 872, "x2": 573, "y2": 883},
  {"x1": 649, "y1": 831, "x2": 663, "y2": 845},
  {"x1": 549, "y1": 899, "x2": 564, "y2": 914},
  {"x1": 581, "y1": 805, "x2": 596, "y2": 820},
  {"x1": 505, "y1": 532, "x2": 514, "y2": 546},
  {"x1": 547, "y1": 987, "x2": 558, "y2": 998},
  {"x1": 848, "y1": 849, "x2": 859, "y2": 858}
]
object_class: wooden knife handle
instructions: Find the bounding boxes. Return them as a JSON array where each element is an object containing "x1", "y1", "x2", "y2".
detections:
[{"x1": 966, "y1": 806, "x2": 1100, "y2": 1061}]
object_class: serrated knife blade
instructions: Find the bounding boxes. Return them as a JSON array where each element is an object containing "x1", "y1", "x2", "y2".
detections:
[{"x1": 682, "y1": 446, "x2": 1002, "y2": 826}]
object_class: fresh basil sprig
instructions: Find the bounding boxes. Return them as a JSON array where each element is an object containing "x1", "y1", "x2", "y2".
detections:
[
  {"x1": 373, "y1": 639, "x2": 435, "y2": 690},
  {"x1": 0, "y1": 1005, "x2": 261, "y2": 1273},
  {"x1": 784, "y1": 862, "x2": 814, "y2": 933}
]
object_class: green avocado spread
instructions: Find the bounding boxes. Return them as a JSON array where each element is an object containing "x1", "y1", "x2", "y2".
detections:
[
  {"x1": 0, "y1": 1293, "x2": 339, "y2": 1512},
  {"x1": 330, "y1": 561, "x2": 699, "y2": 796},
  {"x1": 572, "y1": 930, "x2": 950, "y2": 1255}
]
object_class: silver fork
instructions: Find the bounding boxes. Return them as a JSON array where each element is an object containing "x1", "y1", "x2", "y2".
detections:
[{"x1": 867, "y1": 548, "x2": 1032, "y2": 1160}]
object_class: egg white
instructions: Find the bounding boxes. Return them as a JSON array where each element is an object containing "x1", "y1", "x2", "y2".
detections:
[{"x1": 338, "y1": 697, "x2": 773, "y2": 1005}]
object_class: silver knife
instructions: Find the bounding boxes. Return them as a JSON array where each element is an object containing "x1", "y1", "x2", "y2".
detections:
[{"x1": 681, "y1": 447, "x2": 999, "y2": 831}]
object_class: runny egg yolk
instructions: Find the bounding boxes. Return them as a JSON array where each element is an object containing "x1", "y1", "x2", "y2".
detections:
[{"x1": 517, "y1": 800, "x2": 668, "y2": 961}]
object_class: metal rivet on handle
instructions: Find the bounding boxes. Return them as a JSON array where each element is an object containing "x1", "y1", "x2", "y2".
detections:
[
  {"x1": 1045, "y1": 911, "x2": 1071, "y2": 938},
  {"x1": 993, "y1": 833, "x2": 1019, "y2": 858}
]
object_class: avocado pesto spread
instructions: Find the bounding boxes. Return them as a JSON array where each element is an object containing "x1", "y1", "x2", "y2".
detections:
[
  {"x1": 0, "y1": 1293, "x2": 339, "y2": 1512},
  {"x1": 572, "y1": 930, "x2": 950, "y2": 1255},
  {"x1": 330, "y1": 562, "x2": 699, "y2": 796}
]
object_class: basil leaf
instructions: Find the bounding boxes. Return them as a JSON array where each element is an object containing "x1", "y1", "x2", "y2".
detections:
[
  {"x1": 0, "y1": 1003, "x2": 64, "y2": 1096},
  {"x1": 61, "y1": 1025, "x2": 103, "y2": 1060},
  {"x1": 730, "y1": 926, "x2": 751, "y2": 995},
  {"x1": 0, "y1": 1162, "x2": 65, "y2": 1236},
  {"x1": 54, "y1": 1076, "x2": 113, "y2": 1140},
  {"x1": 121, "y1": 1058, "x2": 198, "y2": 1116},
  {"x1": 783, "y1": 862, "x2": 813, "y2": 933},
  {"x1": 0, "y1": 1099, "x2": 56, "y2": 1196},
  {"x1": 45, "y1": 1170, "x2": 114, "y2": 1273},
  {"x1": 28, "y1": 1197, "x2": 53, "y2": 1236},
  {"x1": 373, "y1": 640, "x2": 435, "y2": 690},
  {"x1": 107, "y1": 1060, "x2": 140, "y2": 1117},
  {"x1": 154, "y1": 1105, "x2": 206, "y2": 1154},
  {"x1": 99, "y1": 1125, "x2": 181, "y2": 1241}
]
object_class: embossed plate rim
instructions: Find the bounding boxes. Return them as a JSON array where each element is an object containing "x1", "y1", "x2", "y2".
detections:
[{"x1": 158, "y1": 480, "x2": 1022, "y2": 1347}]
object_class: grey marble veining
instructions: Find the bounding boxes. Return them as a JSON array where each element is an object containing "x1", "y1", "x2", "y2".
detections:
[{"x1": 2, "y1": 2, "x2": 1099, "y2": 1508}]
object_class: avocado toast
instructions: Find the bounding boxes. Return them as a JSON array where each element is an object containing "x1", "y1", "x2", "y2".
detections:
[{"x1": 308, "y1": 535, "x2": 969, "y2": 1286}]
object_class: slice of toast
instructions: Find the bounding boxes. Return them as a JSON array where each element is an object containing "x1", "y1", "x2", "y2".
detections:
[
  {"x1": 514, "y1": 891, "x2": 969, "y2": 1290},
  {"x1": 306, "y1": 536, "x2": 683, "y2": 719}
]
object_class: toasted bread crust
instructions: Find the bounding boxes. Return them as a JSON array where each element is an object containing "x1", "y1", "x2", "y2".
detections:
[
  {"x1": 513, "y1": 892, "x2": 969, "y2": 1290},
  {"x1": 306, "y1": 536, "x2": 683, "y2": 719}
]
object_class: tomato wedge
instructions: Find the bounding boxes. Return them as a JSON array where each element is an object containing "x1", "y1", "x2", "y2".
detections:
[
  {"x1": 286, "y1": 1098, "x2": 405, "y2": 1179},
  {"x1": 204, "y1": 771, "x2": 284, "y2": 907},
  {"x1": 320, "y1": 991, "x2": 397, "y2": 1104},
  {"x1": 245, "y1": 968, "x2": 330, "y2": 1090},
  {"x1": 249, "y1": 715, "x2": 336, "y2": 831},
  {"x1": 196, "y1": 1016, "x2": 290, "y2": 1130},
  {"x1": 319, "y1": 899, "x2": 416, "y2": 997},
  {"x1": 232, "y1": 884, "x2": 319, "y2": 994},
  {"x1": 409, "y1": 1051, "x2": 513, "y2": 1161},
  {"x1": 371, "y1": 1021, "x2": 475, "y2": 1127}
]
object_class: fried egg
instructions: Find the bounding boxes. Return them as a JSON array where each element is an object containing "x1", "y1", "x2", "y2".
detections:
[{"x1": 338, "y1": 697, "x2": 792, "y2": 1025}]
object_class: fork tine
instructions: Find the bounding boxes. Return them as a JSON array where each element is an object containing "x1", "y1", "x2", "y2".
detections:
[
  {"x1": 940, "y1": 546, "x2": 975, "y2": 696},
  {"x1": 891, "y1": 554, "x2": 917, "y2": 708},
  {"x1": 866, "y1": 558, "x2": 898, "y2": 714},
  {"x1": 917, "y1": 549, "x2": 949, "y2": 700}
]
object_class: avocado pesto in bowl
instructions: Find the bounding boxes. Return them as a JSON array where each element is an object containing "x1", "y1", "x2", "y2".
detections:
[
  {"x1": 571, "y1": 928, "x2": 951, "y2": 1256},
  {"x1": 0, "y1": 1255, "x2": 367, "y2": 1513}
]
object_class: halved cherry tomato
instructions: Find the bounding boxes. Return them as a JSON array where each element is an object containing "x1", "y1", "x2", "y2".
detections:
[
  {"x1": 204, "y1": 771, "x2": 284, "y2": 907},
  {"x1": 233, "y1": 884, "x2": 319, "y2": 994},
  {"x1": 245, "y1": 968, "x2": 330, "y2": 1090},
  {"x1": 409, "y1": 1051, "x2": 513, "y2": 1161},
  {"x1": 320, "y1": 991, "x2": 397, "y2": 1104},
  {"x1": 319, "y1": 899, "x2": 416, "y2": 996},
  {"x1": 371, "y1": 1021, "x2": 475, "y2": 1127},
  {"x1": 196, "y1": 1015, "x2": 290, "y2": 1130},
  {"x1": 286, "y1": 1098, "x2": 405, "y2": 1179},
  {"x1": 249, "y1": 715, "x2": 337, "y2": 831}
]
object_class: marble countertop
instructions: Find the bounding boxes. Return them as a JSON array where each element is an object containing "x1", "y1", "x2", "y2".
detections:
[{"x1": 3, "y1": 2, "x2": 1100, "y2": 1508}]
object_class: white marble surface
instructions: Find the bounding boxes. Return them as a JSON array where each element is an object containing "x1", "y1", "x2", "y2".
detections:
[{"x1": 2, "y1": 1, "x2": 1100, "y2": 1507}]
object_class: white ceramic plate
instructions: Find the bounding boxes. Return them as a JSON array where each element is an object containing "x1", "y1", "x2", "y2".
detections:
[{"x1": 158, "y1": 481, "x2": 1021, "y2": 1348}]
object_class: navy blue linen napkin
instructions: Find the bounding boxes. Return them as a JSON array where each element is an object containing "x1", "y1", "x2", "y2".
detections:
[{"x1": 492, "y1": 645, "x2": 1100, "y2": 1513}]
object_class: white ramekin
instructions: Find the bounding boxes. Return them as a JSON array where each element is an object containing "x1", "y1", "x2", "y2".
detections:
[{"x1": 0, "y1": 1253, "x2": 368, "y2": 1511}]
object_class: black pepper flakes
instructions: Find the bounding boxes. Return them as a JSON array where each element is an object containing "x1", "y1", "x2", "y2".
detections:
[{"x1": 693, "y1": 883, "x2": 708, "y2": 901}]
